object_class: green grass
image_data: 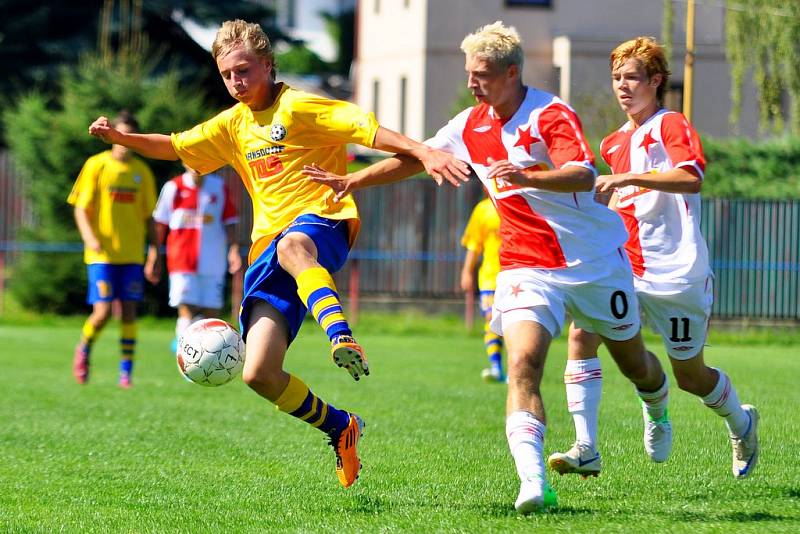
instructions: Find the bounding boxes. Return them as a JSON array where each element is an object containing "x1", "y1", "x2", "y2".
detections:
[{"x1": 1, "y1": 316, "x2": 799, "y2": 532}]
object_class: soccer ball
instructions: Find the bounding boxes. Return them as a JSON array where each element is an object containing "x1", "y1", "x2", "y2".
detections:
[{"x1": 176, "y1": 319, "x2": 245, "y2": 387}]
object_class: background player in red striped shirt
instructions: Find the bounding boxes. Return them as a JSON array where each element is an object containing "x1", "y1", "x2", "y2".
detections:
[
  {"x1": 149, "y1": 163, "x2": 242, "y2": 351},
  {"x1": 549, "y1": 37, "x2": 759, "y2": 481}
]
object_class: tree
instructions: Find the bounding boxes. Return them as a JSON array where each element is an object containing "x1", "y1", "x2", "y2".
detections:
[
  {"x1": 0, "y1": 0, "x2": 284, "y2": 144},
  {"x1": 725, "y1": 0, "x2": 800, "y2": 135},
  {"x1": 3, "y1": 37, "x2": 212, "y2": 313}
]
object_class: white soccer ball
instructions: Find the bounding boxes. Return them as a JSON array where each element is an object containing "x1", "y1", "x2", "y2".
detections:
[{"x1": 176, "y1": 319, "x2": 245, "y2": 387}]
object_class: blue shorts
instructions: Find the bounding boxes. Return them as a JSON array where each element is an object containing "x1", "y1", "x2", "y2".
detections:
[
  {"x1": 86, "y1": 263, "x2": 144, "y2": 304},
  {"x1": 240, "y1": 214, "x2": 351, "y2": 344}
]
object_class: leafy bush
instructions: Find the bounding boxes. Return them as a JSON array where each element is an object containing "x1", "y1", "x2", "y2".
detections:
[
  {"x1": 701, "y1": 136, "x2": 800, "y2": 199},
  {"x1": 4, "y1": 52, "x2": 214, "y2": 314}
]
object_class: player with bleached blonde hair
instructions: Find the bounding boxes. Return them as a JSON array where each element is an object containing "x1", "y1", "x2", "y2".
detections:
[
  {"x1": 305, "y1": 22, "x2": 672, "y2": 513},
  {"x1": 549, "y1": 36, "x2": 759, "y2": 481}
]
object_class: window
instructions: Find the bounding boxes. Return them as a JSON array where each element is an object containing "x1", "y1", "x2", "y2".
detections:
[
  {"x1": 664, "y1": 82, "x2": 683, "y2": 113},
  {"x1": 506, "y1": 0, "x2": 552, "y2": 6},
  {"x1": 399, "y1": 76, "x2": 407, "y2": 134},
  {"x1": 372, "y1": 79, "x2": 380, "y2": 119}
]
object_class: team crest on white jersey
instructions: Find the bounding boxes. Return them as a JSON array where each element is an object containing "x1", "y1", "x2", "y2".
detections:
[{"x1": 270, "y1": 123, "x2": 287, "y2": 142}]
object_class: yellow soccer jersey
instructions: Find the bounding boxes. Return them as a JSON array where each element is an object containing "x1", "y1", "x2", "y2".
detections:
[
  {"x1": 67, "y1": 151, "x2": 157, "y2": 265},
  {"x1": 171, "y1": 83, "x2": 379, "y2": 262},
  {"x1": 461, "y1": 197, "x2": 501, "y2": 290}
]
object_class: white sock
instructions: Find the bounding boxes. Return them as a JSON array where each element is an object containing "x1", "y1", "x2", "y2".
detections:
[
  {"x1": 176, "y1": 316, "x2": 192, "y2": 338},
  {"x1": 702, "y1": 368, "x2": 750, "y2": 438},
  {"x1": 565, "y1": 357, "x2": 602, "y2": 450},
  {"x1": 505, "y1": 411, "x2": 546, "y2": 482},
  {"x1": 637, "y1": 374, "x2": 669, "y2": 420}
]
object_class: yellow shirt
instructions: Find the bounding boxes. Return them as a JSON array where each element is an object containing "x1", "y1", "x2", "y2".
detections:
[
  {"x1": 461, "y1": 198, "x2": 501, "y2": 290},
  {"x1": 171, "y1": 83, "x2": 379, "y2": 262},
  {"x1": 67, "y1": 151, "x2": 156, "y2": 265}
]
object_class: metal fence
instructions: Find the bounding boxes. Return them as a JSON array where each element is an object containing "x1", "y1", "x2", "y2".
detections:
[{"x1": 1, "y1": 149, "x2": 799, "y2": 320}]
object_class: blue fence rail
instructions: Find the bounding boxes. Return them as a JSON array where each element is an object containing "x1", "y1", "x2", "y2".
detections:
[{"x1": 1, "y1": 170, "x2": 799, "y2": 319}]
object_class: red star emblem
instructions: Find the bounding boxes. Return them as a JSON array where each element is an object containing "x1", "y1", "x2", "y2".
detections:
[
  {"x1": 513, "y1": 126, "x2": 540, "y2": 155},
  {"x1": 510, "y1": 283, "x2": 523, "y2": 297},
  {"x1": 639, "y1": 130, "x2": 657, "y2": 154}
]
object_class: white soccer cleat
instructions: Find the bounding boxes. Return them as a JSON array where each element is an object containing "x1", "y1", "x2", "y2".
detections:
[
  {"x1": 731, "y1": 404, "x2": 760, "y2": 479},
  {"x1": 481, "y1": 366, "x2": 506, "y2": 383},
  {"x1": 548, "y1": 443, "x2": 601, "y2": 478},
  {"x1": 643, "y1": 405, "x2": 672, "y2": 463},
  {"x1": 514, "y1": 475, "x2": 557, "y2": 514}
]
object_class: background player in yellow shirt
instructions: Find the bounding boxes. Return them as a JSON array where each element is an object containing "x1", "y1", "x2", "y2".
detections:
[
  {"x1": 68, "y1": 110, "x2": 160, "y2": 389},
  {"x1": 460, "y1": 197, "x2": 505, "y2": 383},
  {"x1": 87, "y1": 19, "x2": 469, "y2": 487}
]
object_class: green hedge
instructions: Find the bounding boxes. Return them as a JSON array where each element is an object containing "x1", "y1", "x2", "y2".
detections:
[{"x1": 701, "y1": 136, "x2": 800, "y2": 199}]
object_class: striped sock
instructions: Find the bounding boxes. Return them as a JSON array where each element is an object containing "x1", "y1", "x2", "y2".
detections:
[
  {"x1": 296, "y1": 267, "x2": 352, "y2": 342},
  {"x1": 484, "y1": 322, "x2": 503, "y2": 373},
  {"x1": 564, "y1": 357, "x2": 602, "y2": 449},
  {"x1": 637, "y1": 374, "x2": 669, "y2": 420},
  {"x1": 275, "y1": 374, "x2": 350, "y2": 436},
  {"x1": 702, "y1": 368, "x2": 750, "y2": 438},
  {"x1": 506, "y1": 411, "x2": 546, "y2": 482},
  {"x1": 79, "y1": 319, "x2": 103, "y2": 353},
  {"x1": 120, "y1": 321, "x2": 136, "y2": 378}
]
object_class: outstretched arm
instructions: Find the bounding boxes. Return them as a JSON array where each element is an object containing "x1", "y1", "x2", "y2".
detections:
[
  {"x1": 88, "y1": 116, "x2": 179, "y2": 161},
  {"x1": 487, "y1": 158, "x2": 595, "y2": 192},
  {"x1": 595, "y1": 167, "x2": 701, "y2": 194},
  {"x1": 372, "y1": 127, "x2": 470, "y2": 186},
  {"x1": 304, "y1": 155, "x2": 425, "y2": 202}
]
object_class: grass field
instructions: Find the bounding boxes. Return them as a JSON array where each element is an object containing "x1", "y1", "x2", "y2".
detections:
[{"x1": 2, "y1": 314, "x2": 799, "y2": 533}]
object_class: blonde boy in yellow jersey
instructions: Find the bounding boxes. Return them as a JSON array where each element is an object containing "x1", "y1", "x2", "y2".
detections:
[
  {"x1": 460, "y1": 197, "x2": 505, "y2": 382},
  {"x1": 68, "y1": 111, "x2": 160, "y2": 389},
  {"x1": 88, "y1": 19, "x2": 469, "y2": 487}
]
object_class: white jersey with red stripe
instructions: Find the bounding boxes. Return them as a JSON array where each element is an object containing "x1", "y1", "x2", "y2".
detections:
[
  {"x1": 153, "y1": 172, "x2": 239, "y2": 276},
  {"x1": 428, "y1": 86, "x2": 628, "y2": 270},
  {"x1": 601, "y1": 109, "x2": 710, "y2": 283}
]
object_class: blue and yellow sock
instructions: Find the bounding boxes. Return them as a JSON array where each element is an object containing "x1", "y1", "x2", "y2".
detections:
[
  {"x1": 484, "y1": 322, "x2": 503, "y2": 373},
  {"x1": 79, "y1": 320, "x2": 103, "y2": 354},
  {"x1": 120, "y1": 321, "x2": 136, "y2": 377},
  {"x1": 296, "y1": 267, "x2": 352, "y2": 342},
  {"x1": 275, "y1": 374, "x2": 350, "y2": 436}
]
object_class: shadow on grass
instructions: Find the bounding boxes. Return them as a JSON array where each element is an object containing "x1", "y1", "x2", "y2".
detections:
[
  {"x1": 474, "y1": 502, "x2": 593, "y2": 518},
  {"x1": 675, "y1": 510, "x2": 794, "y2": 523}
]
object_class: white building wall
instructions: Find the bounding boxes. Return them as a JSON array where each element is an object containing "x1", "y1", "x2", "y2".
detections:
[
  {"x1": 355, "y1": 0, "x2": 428, "y2": 136},
  {"x1": 356, "y1": 0, "x2": 761, "y2": 140}
]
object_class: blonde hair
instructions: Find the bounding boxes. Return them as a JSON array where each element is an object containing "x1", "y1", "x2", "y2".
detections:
[
  {"x1": 212, "y1": 19, "x2": 274, "y2": 63},
  {"x1": 610, "y1": 36, "x2": 671, "y2": 103},
  {"x1": 460, "y1": 21, "x2": 524, "y2": 70}
]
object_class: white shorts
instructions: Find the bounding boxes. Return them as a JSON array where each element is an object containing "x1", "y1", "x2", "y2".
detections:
[
  {"x1": 636, "y1": 276, "x2": 713, "y2": 360},
  {"x1": 491, "y1": 250, "x2": 640, "y2": 341},
  {"x1": 168, "y1": 272, "x2": 225, "y2": 310}
]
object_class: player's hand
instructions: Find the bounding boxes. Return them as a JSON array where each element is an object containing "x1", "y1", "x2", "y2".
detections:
[
  {"x1": 595, "y1": 173, "x2": 632, "y2": 193},
  {"x1": 88, "y1": 116, "x2": 121, "y2": 144},
  {"x1": 486, "y1": 157, "x2": 528, "y2": 186},
  {"x1": 228, "y1": 244, "x2": 242, "y2": 274},
  {"x1": 84, "y1": 236, "x2": 102, "y2": 253},
  {"x1": 303, "y1": 163, "x2": 354, "y2": 202},
  {"x1": 418, "y1": 149, "x2": 471, "y2": 186},
  {"x1": 460, "y1": 271, "x2": 475, "y2": 293},
  {"x1": 144, "y1": 245, "x2": 161, "y2": 284}
]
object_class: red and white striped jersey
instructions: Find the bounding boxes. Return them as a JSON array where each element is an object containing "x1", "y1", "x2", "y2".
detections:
[
  {"x1": 600, "y1": 109, "x2": 710, "y2": 283},
  {"x1": 428, "y1": 87, "x2": 627, "y2": 270},
  {"x1": 153, "y1": 172, "x2": 238, "y2": 276}
]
